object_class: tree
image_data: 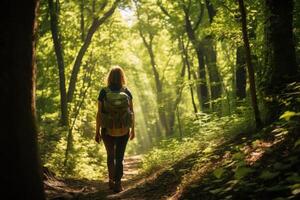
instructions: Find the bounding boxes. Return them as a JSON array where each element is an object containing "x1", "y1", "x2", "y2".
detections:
[
  {"x1": 179, "y1": 36, "x2": 198, "y2": 114},
  {"x1": 48, "y1": 0, "x2": 69, "y2": 126},
  {"x1": 48, "y1": 0, "x2": 121, "y2": 125},
  {"x1": 182, "y1": 2, "x2": 209, "y2": 112},
  {"x1": 135, "y1": 0, "x2": 169, "y2": 135},
  {"x1": 158, "y1": 0, "x2": 210, "y2": 112},
  {"x1": 236, "y1": 46, "x2": 247, "y2": 100},
  {"x1": 238, "y1": 0, "x2": 262, "y2": 128},
  {"x1": 167, "y1": 37, "x2": 187, "y2": 133},
  {"x1": 0, "y1": 0, "x2": 45, "y2": 199},
  {"x1": 67, "y1": 0, "x2": 121, "y2": 102},
  {"x1": 264, "y1": 0, "x2": 299, "y2": 121},
  {"x1": 203, "y1": 0, "x2": 222, "y2": 111}
]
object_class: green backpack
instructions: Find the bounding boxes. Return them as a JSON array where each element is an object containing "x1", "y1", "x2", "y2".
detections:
[{"x1": 100, "y1": 87, "x2": 133, "y2": 129}]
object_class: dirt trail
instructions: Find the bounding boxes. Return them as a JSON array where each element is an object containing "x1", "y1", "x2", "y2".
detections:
[
  {"x1": 45, "y1": 155, "x2": 144, "y2": 200},
  {"x1": 122, "y1": 155, "x2": 143, "y2": 182},
  {"x1": 45, "y1": 151, "x2": 204, "y2": 200}
]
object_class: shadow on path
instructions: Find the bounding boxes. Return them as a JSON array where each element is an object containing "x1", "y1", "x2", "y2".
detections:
[{"x1": 44, "y1": 155, "x2": 143, "y2": 200}]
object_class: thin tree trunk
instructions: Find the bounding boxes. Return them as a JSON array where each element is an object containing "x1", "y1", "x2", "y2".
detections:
[
  {"x1": 135, "y1": 2, "x2": 169, "y2": 135},
  {"x1": 48, "y1": 0, "x2": 69, "y2": 126},
  {"x1": 158, "y1": 1, "x2": 205, "y2": 113},
  {"x1": 64, "y1": 57, "x2": 95, "y2": 168},
  {"x1": 183, "y1": 7, "x2": 209, "y2": 112},
  {"x1": 238, "y1": 0, "x2": 262, "y2": 129},
  {"x1": 80, "y1": 0, "x2": 85, "y2": 41},
  {"x1": 1, "y1": 0, "x2": 45, "y2": 199},
  {"x1": 181, "y1": 38, "x2": 198, "y2": 114},
  {"x1": 204, "y1": 0, "x2": 222, "y2": 112},
  {"x1": 168, "y1": 38, "x2": 187, "y2": 133},
  {"x1": 176, "y1": 107, "x2": 183, "y2": 140},
  {"x1": 236, "y1": 46, "x2": 247, "y2": 100},
  {"x1": 140, "y1": 34, "x2": 169, "y2": 135},
  {"x1": 67, "y1": 0, "x2": 120, "y2": 102},
  {"x1": 204, "y1": 38, "x2": 222, "y2": 111},
  {"x1": 205, "y1": 0, "x2": 216, "y2": 23}
]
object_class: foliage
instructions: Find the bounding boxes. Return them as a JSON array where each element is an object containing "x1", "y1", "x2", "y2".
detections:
[
  {"x1": 35, "y1": 0, "x2": 299, "y2": 182},
  {"x1": 178, "y1": 114, "x2": 300, "y2": 200},
  {"x1": 141, "y1": 110, "x2": 253, "y2": 174}
]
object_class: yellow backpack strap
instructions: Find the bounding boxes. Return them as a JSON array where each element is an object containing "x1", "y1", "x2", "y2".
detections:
[
  {"x1": 120, "y1": 86, "x2": 125, "y2": 92},
  {"x1": 104, "y1": 86, "x2": 110, "y2": 93}
]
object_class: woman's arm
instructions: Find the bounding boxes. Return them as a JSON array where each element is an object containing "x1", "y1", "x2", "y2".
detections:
[
  {"x1": 129, "y1": 100, "x2": 135, "y2": 140},
  {"x1": 95, "y1": 101, "x2": 102, "y2": 143}
]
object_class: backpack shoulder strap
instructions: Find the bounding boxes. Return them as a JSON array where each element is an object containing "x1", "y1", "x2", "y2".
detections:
[
  {"x1": 104, "y1": 86, "x2": 110, "y2": 92},
  {"x1": 102, "y1": 87, "x2": 110, "y2": 102},
  {"x1": 120, "y1": 86, "x2": 126, "y2": 92}
]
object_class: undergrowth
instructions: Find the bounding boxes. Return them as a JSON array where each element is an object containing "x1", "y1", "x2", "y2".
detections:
[
  {"x1": 141, "y1": 107, "x2": 255, "y2": 174},
  {"x1": 176, "y1": 113, "x2": 300, "y2": 200}
]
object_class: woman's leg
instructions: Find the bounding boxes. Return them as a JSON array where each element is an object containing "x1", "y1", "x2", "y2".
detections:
[
  {"x1": 114, "y1": 133, "x2": 129, "y2": 183},
  {"x1": 101, "y1": 129, "x2": 115, "y2": 183}
]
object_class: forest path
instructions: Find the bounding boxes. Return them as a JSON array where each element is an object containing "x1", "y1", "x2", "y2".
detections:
[
  {"x1": 45, "y1": 154, "x2": 144, "y2": 200},
  {"x1": 105, "y1": 152, "x2": 202, "y2": 200}
]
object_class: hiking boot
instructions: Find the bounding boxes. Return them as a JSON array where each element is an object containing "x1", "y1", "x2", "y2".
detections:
[
  {"x1": 113, "y1": 181, "x2": 124, "y2": 193},
  {"x1": 108, "y1": 179, "x2": 114, "y2": 190}
]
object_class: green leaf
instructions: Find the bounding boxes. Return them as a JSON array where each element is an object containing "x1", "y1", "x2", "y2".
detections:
[
  {"x1": 232, "y1": 152, "x2": 244, "y2": 160},
  {"x1": 286, "y1": 174, "x2": 300, "y2": 183},
  {"x1": 265, "y1": 185, "x2": 287, "y2": 192},
  {"x1": 234, "y1": 167, "x2": 254, "y2": 180},
  {"x1": 290, "y1": 183, "x2": 300, "y2": 189},
  {"x1": 259, "y1": 170, "x2": 279, "y2": 180},
  {"x1": 292, "y1": 188, "x2": 300, "y2": 195},
  {"x1": 252, "y1": 140, "x2": 261, "y2": 148},
  {"x1": 279, "y1": 111, "x2": 300, "y2": 121},
  {"x1": 190, "y1": 184, "x2": 199, "y2": 188},
  {"x1": 213, "y1": 168, "x2": 225, "y2": 179},
  {"x1": 203, "y1": 147, "x2": 213, "y2": 154},
  {"x1": 209, "y1": 188, "x2": 223, "y2": 194},
  {"x1": 294, "y1": 139, "x2": 300, "y2": 148}
]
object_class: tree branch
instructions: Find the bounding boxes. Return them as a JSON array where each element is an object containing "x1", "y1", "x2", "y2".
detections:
[
  {"x1": 193, "y1": 0, "x2": 205, "y2": 31},
  {"x1": 67, "y1": 0, "x2": 120, "y2": 102}
]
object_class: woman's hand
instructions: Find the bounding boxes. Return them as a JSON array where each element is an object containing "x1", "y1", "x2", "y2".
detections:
[
  {"x1": 129, "y1": 129, "x2": 135, "y2": 140},
  {"x1": 95, "y1": 130, "x2": 102, "y2": 143}
]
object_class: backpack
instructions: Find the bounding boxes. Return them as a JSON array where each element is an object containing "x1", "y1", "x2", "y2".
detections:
[{"x1": 100, "y1": 87, "x2": 133, "y2": 130}]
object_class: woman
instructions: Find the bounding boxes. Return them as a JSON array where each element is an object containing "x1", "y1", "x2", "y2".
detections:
[{"x1": 95, "y1": 66, "x2": 135, "y2": 193}]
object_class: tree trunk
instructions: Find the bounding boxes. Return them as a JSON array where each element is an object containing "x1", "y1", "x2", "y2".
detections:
[
  {"x1": 264, "y1": 0, "x2": 298, "y2": 121},
  {"x1": 67, "y1": 0, "x2": 120, "y2": 102},
  {"x1": 135, "y1": 1, "x2": 169, "y2": 136},
  {"x1": 48, "y1": 0, "x2": 69, "y2": 126},
  {"x1": 80, "y1": 0, "x2": 85, "y2": 41},
  {"x1": 265, "y1": 0, "x2": 298, "y2": 89},
  {"x1": 0, "y1": 0, "x2": 45, "y2": 199},
  {"x1": 295, "y1": 1, "x2": 300, "y2": 65},
  {"x1": 196, "y1": 46, "x2": 209, "y2": 111},
  {"x1": 176, "y1": 107, "x2": 183, "y2": 139},
  {"x1": 64, "y1": 60, "x2": 94, "y2": 169},
  {"x1": 142, "y1": 36, "x2": 169, "y2": 135},
  {"x1": 168, "y1": 38, "x2": 186, "y2": 133},
  {"x1": 205, "y1": 0, "x2": 216, "y2": 23},
  {"x1": 204, "y1": 0, "x2": 222, "y2": 112},
  {"x1": 180, "y1": 38, "x2": 198, "y2": 114},
  {"x1": 238, "y1": 0, "x2": 262, "y2": 129},
  {"x1": 204, "y1": 38, "x2": 222, "y2": 111},
  {"x1": 236, "y1": 46, "x2": 247, "y2": 100},
  {"x1": 183, "y1": 8, "x2": 209, "y2": 112}
]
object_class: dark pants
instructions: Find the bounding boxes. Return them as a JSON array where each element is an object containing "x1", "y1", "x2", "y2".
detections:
[{"x1": 101, "y1": 129, "x2": 129, "y2": 182}]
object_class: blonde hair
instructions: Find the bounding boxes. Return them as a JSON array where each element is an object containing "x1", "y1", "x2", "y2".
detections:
[{"x1": 106, "y1": 66, "x2": 127, "y2": 88}]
